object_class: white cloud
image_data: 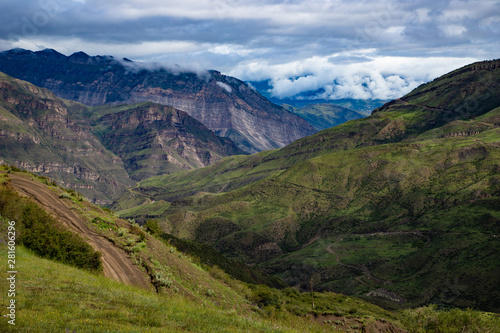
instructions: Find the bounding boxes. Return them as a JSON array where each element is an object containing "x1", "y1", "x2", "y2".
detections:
[
  {"x1": 442, "y1": 25, "x2": 467, "y2": 37},
  {"x1": 8, "y1": 37, "x2": 204, "y2": 58},
  {"x1": 216, "y1": 81, "x2": 232, "y2": 93},
  {"x1": 231, "y1": 52, "x2": 478, "y2": 100}
]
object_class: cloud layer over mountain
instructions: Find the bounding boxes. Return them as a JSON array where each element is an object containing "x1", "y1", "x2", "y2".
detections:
[{"x1": 0, "y1": 0, "x2": 498, "y2": 99}]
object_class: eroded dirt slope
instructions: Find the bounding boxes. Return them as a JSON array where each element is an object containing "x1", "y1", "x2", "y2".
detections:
[{"x1": 9, "y1": 173, "x2": 151, "y2": 290}]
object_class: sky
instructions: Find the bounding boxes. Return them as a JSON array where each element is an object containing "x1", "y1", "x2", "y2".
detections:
[{"x1": 0, "y1": 0, "x2": 499, "y2": 100}]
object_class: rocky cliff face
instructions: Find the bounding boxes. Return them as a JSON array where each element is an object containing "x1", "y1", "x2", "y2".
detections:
[
  {"x1": 0, "y1": 72, "x2": 247, "y2": 203},
  {"x1": 0, "y1": 71, "x2": 133, "y2": 204},
  {"x1": 0, "y1": 48, "x2": 316, "y2": 153},
  {"x1": 92, "y1": 102, "x2": 245, "y2": 180}
]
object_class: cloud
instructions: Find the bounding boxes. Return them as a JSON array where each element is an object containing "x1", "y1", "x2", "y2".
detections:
[
  {"x1": 216, "y1": 81, "x2": 233, "y2": 93},
  {"x1": 231, "y1": 52, "x2": 478, "y2": 100},
  {"x1": 0, "y1": 0, "x2": 498, "y2": 100}
]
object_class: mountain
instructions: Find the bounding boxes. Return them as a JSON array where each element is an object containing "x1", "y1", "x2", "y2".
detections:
[
  {"x1": 90, "y1": 102, "x2": 245, "y2": 181},
  {"x1": 0, "y1": 72, "x2": 245, "y2": 203},
  {"x1": 282, "y1": 103, "x2": 368, "y2": 131},
  {"x1": 115, "y1": 59, "x2": 500, "y2": 311},
  {"x1": 0, "y1": 48, "x2": 316, "y2": 153},
  {"x1": 0, "y1": 71, "x2": 133, "y2": 204}
]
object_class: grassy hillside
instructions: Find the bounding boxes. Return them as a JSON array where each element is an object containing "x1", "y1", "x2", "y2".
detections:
[
  {"x1": 115, "y1": 59, "x2": 500, "y2": 312},
  {"x1": 0, "y1": 246, "x2": 315, "y2": 332},
  {"x1": 0, "y1": 167, "x2": 434, "y2": 332}
]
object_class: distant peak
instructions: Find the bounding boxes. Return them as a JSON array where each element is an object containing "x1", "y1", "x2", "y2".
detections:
[
  {"x1": 36, "y1": 48, "x2": 65, "y2": 57},
  {"x1": 69, "y1": 51, "x2": 90, "y2": 58},
  {"x1": 2, "y1": 48, "x2": 32, "y2": 54}
]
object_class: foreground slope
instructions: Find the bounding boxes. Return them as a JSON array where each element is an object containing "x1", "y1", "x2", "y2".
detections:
[
  {"x1": 8, "y1": 172, "x2": 151, "y2": 289},
  {"x1": 118, "y1": 59, "x2": 500, "y2": 311},
  {"x1": 0, "y1": 168, "x2": 418, "y2": 333},
  {"x1": 0, "y1": 48, "x2": 316, "y2": 153}
]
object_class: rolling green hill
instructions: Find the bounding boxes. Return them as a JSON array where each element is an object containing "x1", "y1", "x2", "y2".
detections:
[{"x1": 116, "y1": 59, "x2": 500, "y2": 312}]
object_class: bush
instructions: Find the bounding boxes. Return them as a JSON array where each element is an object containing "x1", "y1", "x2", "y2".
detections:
[
  {"x1": 403, "y1": 305, "x2": 500, "y2": 333},
  {"x1": 145, "y1": 219, "x2": 162, "y2": 235},
  {"x1": 117, "y1": 228, "x2": 127, "y2": 237},
  {"x1": 155, "y1": 272, "x2": 173, "y2": 288},
  {"x1": 59, "y1": 192, "x2": 72, "y2": 199},
  {"x1": 131, "y1": 241, "x2": 146, "y2": 253},
  {"x1": 130, "y1": 225, "x2": 146, "y2": 241},
  {"x1": 0, "y1": 187, "x2": 102, "y2": 271},
  {"x1": 250, "y1": 285, "x2": 283, "y2": 309}
]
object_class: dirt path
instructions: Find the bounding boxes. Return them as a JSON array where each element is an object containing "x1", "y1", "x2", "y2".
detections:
[{"x1": 9, "y1": 173, "x2": 151, "y2": 290}]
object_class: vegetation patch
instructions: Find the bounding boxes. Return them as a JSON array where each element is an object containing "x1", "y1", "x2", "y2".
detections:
[{"x1": 0, "y1": 183, "x2": 101, "y2": 271}]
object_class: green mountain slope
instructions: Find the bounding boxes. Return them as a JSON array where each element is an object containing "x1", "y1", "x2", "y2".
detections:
[{"x1": 117, "y1": 59, "x2": 500, "y2": 312}]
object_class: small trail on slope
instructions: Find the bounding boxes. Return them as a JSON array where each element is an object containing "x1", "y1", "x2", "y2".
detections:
[{"x1": 9, "y1": 173, "x2": 151, "y2": 290}]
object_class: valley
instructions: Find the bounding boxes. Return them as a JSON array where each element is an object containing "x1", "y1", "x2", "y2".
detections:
[
  {"x1": 0, "y1": 51, "x2": 499, "y2": 332},
  {"x1": 113, "y1": 58, "x2": 500, "y2": 312}
]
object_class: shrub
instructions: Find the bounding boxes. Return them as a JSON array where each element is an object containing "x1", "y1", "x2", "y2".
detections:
[
  {"x1": 0, "y1": 187, "x2": 102, "y2": 271},
  {"x1": 403, "y1": 305, "x2": 500, "y2": 333},
  {"x1": 59, "y1": 192, "x2": 72, "y2": 200},
  {"x1": 117, "y1": 228, "x2": 127, "y2": 237},
  {"x1": 145, "y1": 219, "x2": 162, "y2": 235},
  {"x1": 155, "y1": 272, "x2": 173, "y2": 288},
  {"x1": 130, "y1": 225, "x2": 146, "y2": 241},
  {"x1": 131, "y1": 242, "x2": 146, "y2": 253},
  {"x1": 250, "y1": 285, "x2": 283, "y2": 309}
]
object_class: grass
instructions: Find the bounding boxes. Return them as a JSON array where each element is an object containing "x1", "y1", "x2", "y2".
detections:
[
  {"x1": 117, "y1": 200, "x2": 171, "y2": 219},
  {"x1": 0, "y1": 246, "x2": 328, "y2": 333},
  {"x1": 402, "y1": 305, "x2": 500, "y2": 333}
]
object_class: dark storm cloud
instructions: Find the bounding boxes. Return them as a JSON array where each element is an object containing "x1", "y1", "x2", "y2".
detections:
[{"x1": 0, "y1": 0, "x2": 498, "y2": 99}]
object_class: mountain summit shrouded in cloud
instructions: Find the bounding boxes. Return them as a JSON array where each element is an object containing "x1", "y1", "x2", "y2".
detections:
[{"x1": 0, "y1": 0, "x2": 498, "y2": 100}]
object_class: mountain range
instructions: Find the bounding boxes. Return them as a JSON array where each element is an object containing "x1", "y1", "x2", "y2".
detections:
[
  {"x1": 282, "y1": 103, "x2": 369, "y2": 131},
  {"x1": 1, "y1": 48, "x2": 499, "y2": 316},
  {"x1": 0, "y1": 71, "x2": 244, "y2": 204},
  {"x1": 0, "y1": 48, "x2": 316, "y2": 153},
  {"x1": 114, "y1": 58, "x2": 500, "y2": 312}
]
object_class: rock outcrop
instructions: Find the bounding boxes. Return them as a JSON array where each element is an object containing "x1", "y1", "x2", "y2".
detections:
[{"x1": 0, "y1": 71, "x2": 247, "y2": 203}]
